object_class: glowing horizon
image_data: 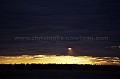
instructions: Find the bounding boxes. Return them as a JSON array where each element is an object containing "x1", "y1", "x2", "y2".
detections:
[{"x1": 0, "y1": 55, "x2": 120, "y2": 65}]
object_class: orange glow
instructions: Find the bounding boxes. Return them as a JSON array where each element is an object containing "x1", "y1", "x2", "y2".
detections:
[{"x1": 0, "y1": 55, "x2": 120, "y2": 65}]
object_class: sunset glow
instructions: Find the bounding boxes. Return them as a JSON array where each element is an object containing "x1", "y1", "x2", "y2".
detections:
[{"x1": 0, "y1": 55, "x2": 120, "y2": 65}]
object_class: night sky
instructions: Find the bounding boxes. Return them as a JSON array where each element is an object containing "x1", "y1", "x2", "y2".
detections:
[{"x1": 0, "y1": 0, "x2": 120, "y2": 56}]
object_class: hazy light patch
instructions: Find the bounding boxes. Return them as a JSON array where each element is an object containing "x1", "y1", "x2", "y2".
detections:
[{"x1": 0, "y1": 55, "x2": 120, "y2": 65}]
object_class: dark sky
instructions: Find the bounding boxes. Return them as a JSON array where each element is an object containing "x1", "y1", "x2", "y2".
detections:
[{"x1": 0, "y1": 0, "x2": 120, "y2": 56}]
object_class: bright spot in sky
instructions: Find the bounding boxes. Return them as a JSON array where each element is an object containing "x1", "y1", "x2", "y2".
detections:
[
  {"x1": 67, "y1": 47, "x2": 73, "y2": 55},
  {"x1": 68, "y1": 48, "x2": 72, "y2": 50}
]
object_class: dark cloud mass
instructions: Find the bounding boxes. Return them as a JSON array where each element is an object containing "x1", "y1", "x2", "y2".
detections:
[{"x1": 0, "y1": 0, "x2": 120, "y2": 56}]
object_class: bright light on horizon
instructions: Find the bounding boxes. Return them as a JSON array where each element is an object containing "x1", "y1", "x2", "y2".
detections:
[{"x1": 0, "y1": 55, "x2": 120, "y2": 65}]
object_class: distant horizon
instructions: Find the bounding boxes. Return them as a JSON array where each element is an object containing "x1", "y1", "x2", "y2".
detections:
[{"x1": 0, "y1": 55, "x2": 120, "y2": 65}]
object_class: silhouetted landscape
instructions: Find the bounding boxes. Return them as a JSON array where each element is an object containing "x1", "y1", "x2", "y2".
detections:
[
  {"x1": 0, "y1": 64, "x2": 120, "y2": 79},
  {"x1": 0, "y1": 64, "x2": 120, "y2": 71}
]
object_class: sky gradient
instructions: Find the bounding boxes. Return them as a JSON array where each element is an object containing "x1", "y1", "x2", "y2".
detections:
[{"x1": 0, "y1": 0, "x2": 120, "y2": 56}]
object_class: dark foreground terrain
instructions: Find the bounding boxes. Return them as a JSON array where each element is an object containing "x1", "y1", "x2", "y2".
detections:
[{"x1": 0, "y1": 64, "x2": 120, "y2": 79}]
